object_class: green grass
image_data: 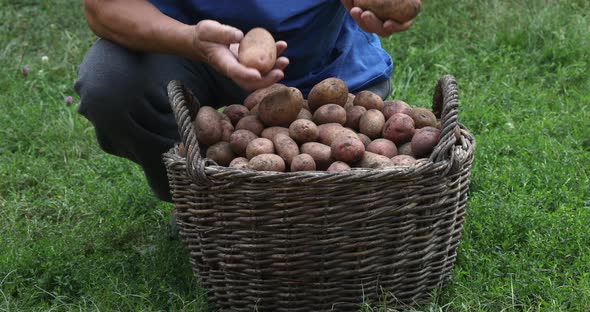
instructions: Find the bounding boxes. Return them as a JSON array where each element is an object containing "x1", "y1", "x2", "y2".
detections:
[{"x1": 1, "y1": 0, "x2": 589, "y2": 311}]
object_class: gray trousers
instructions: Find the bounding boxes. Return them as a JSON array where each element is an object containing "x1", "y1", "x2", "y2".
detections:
[{"x1": 75, "y1": 39, "x2": 391, "y2": 202}]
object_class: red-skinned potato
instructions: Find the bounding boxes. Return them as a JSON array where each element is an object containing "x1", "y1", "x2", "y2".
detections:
[
  {"x1": 327, "y1": 161, "x2": 351, "y2": 172},
  {"x1": 272, "y1": 133, "x2": 299, "y2": 167},
  {"x1": 290, "y1": 153, "x2": 316, "y2": 172},
  {"x1": 206, "y1": 141, "x2": 235, "y2": 166},
  {"x1": 243, "y1": 83, "x2": 285, "y2": 109},
  {"x1": 229, "y1": 129, "x2": 258, "y2": 157},
  {"x1": 235, "y1": 115, "x2": 265, "y2": 136},
  {"x1": 382, "y1": 112, "x2": 415, "y2": 144},
  {"x1": 300, "y1": 142, "x2": 334, "y2": 170},
  {"x1": 411, "y1": 126, "x2": 440, "y2": 158},
  {"x1": 353, "y1": 90, "x2": 384, "y2": 111},
  {"x1": 246, "y1": 137, "x2": 275, "y2": 159},
  {"x1": 359, "y1": 109, "x2": 385, "y2": 139},
  {"x1": 220, "y1": 119, "x2": 234, "y2": 142},
  {"x1": 318, "y1": 124, "x2": 357, "y2": 146},
  {"x1": 289, "y1": 119, "x2": 319, "y2": 144},
  {"x1": 229, "y1": 157, "x2": 250, "y2": 169},
  {"x1": 258, "y1": 86, "x2": 303, "y2": 127},
  {"x1": 297, "y1": 108, "x2": 313, "y2": 120},
  {"x1": 356, "y1": 151, "x2": 394, "y2": 169},
  {"x1": 367, "y1": 138, "x2": 397, "y2": 158},
  {"x1": 194, "y1": 106, "x2": 223, "y2": 146},
  {"x1": 313, "y1": 104, "x2": 347, "y2": 125},
  {"x1": 238, "y1": 28, "x2": 277, "y2": 75},
  {"x1": 260, "y1": 126, "x2": 290, "y2": 140},
  {"x1": 357, "y1": 133, "x2": 372, "y2": 148},
  {"x1": 307, "y1": 77, "x2": 349, "y2": 112},
  {"x1": 223, "y1": 104, "x2": 249, "y2": 126},
  {"x1": 345, "y1": 105, "x2": 367, "y2": 130},
  {"x1": 391, "y1": 154, "x2": 417, "y2": 166},
  {"x1": 383, "y1": 100, "x2": 412, "y2": 120},
  {"x1": 355, "y1": 0, "x2": 422, "y2": 24},
  {"x1": 248, "y1": 154, "x2": 286, "y2": 172},
  {"x1": 397, "y1": 142, "x2": 414, "y2": 156},
  {"x1": 331, "y1": 135, "x2": 365, "y2": 163},
  {"x1": 408, "y1": 107, "x2": 438, "y2": 129}
]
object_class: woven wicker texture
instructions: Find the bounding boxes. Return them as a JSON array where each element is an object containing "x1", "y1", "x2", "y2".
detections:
[{"x1": 163, "y1": 75, "x2": 475, "y2": 311}]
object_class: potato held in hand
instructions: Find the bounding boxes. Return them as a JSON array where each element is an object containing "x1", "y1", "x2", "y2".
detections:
[
  {"x1": 355, "y1": 0, "x2": 422, "y2": 24},
  {"x1": 238, "y1": 28, "x2": 277, "y2": 75}
]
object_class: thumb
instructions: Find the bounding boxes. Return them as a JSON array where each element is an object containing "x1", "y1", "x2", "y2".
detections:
[{"x1": 196, "y1": 20, "x2": 243, "y2": 45}]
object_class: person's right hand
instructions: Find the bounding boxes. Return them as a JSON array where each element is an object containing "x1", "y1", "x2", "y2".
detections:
[{"x1": 189, "y1": 20, "x2": 289, "y2": 91}]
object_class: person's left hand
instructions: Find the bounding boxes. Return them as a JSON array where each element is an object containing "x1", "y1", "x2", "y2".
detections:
[{"x1": 341, "y1": 0, "x2": 413, "y2": 37}]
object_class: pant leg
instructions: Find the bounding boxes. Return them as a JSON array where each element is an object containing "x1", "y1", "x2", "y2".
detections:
[
  {"x1": 363, "y1": 78, "x2": 391, "y2": 100},
  {"x1": 74, "y1": 39, "x2": 247, "y2": 202}
]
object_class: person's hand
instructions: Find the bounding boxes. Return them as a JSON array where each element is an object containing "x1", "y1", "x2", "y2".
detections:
[
  {"x1": 341, "y1": 0, "x2": 413, "y2": 37},
  {"x1": 189, "y1": 20, "x2": 289, "y2": 90}
]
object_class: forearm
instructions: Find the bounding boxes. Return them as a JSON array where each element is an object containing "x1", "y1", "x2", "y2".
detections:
[{"x1": 83, "y1": 0, "x2": 196, "y2": 59}]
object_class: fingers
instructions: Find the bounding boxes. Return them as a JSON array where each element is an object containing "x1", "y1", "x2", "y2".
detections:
[
  {"x1": 341, "y1": 0, "x2": 354, "y2": 11},
  {"x1": 196, "y1": 20, "x2": 243, "y2": 45},
  {"x1": 349, "y1": 7, "x2": 414, "y2": 37},
  {"x1": 276, "y1": 40, "x2": 288, "y2": 56}
]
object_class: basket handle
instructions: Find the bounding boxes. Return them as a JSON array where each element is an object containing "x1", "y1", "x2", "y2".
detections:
[
  {"x1": 429, "y1": 75, "x2": 461, "y2": 163},
  {"x1": 167, "y1": 80, "x2": 213, "y2": 184}
]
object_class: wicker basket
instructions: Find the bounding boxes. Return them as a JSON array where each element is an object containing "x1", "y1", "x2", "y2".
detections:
[{"x1": 163, "y1": 75, "x2": 475, "y2": 311}]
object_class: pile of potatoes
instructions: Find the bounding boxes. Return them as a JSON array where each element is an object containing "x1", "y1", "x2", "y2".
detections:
[{"x1": 190, "y1": 77, "x2": 444, "y2": 173}]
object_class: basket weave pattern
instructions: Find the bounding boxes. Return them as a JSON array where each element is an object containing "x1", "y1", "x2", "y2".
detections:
[{"x1": 163, "y1": 76, "x2": 475, "y2": 311}]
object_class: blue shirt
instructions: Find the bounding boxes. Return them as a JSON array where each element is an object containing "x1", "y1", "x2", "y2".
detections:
[{"x1": 149, "y1": 0, "x2": 393, "y2": 96}]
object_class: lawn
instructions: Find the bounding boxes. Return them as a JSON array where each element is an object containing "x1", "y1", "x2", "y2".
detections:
[{"x1": 1, "y1": 0, "x2": 589, "y2": 311}]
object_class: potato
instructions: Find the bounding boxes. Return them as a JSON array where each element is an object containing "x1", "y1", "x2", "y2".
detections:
[
  {"x1": 194, "y1": 106, "x2": 223, "y2": 146},
  {"x1": 258, "y1": 86, "x2": 303, "y2": 127},
  {"x1": 217, "y1": 111, "x2": 231, "y2": 123},
  {"x1": 313, "y1": 104, "x2": 347, "y2": 125},
  {"x1": 367, "y1": 138, "x2": 397, "y2": 158},
  {"x1": 235, "y1": 115, "x2": 265, "y2": 136},
  {"x1": 272, "y1": 133, "x2": 299, "y2": 167},
  {"x1": 297, "y1": 108, "x2": 313, "y2": 120},
  {"x1": 238, "y1": 27, "x2": 276, "y2": 75},
  {"x1": 206, "y1": 141, "x2": 235, "y2": 166},
  {"x1": 229, "y1": 129, "x2": 258, "y2": 156},
  {"x1": 290, "y1": 153, "x2": 316, "y2": 172},
  {"x1": 289, "y1": 119, "x2": 319, "y2": 143},
  {"x1": 300, "y1": 142, "x2": 334, "y2": 170},
  {"x1": 318, "y1": 123, "x2": 357, "y2": 146},
  {"x1": 408, "y1": 107, "x2": 437, "y2": 129},
  {"x1": 411, "y1": 126, "x2": 440, "y2": 158},
  {"x1": 391, "y1": 155, "x2": 417, "y2": 166},
  {"x1": 229, "y1": 157, "x2": 250, "y2": 169},
  {"x1": 261, "y1": 126, "x2": 290, "y2": 140},
  {"x1": 396, "y1": 142, "x2": 414, "y2": 156},
  {"x1": 327, "y1": 161, "x2": 351, "y2": 172},
  {"x1": 344, "y1": 93, "x2": 356, "y2": 109},
  {"x1": 383, "y1": 100, "x2": 412, "y2": 120},
  {"x1": 220, "y1": 119, "x2": 234, "y2": 142},
  {"x1": 246, "y1": 137, "x2": 275, "y2": 159},
  {"x1": 359, "y1": 109, "x2": 386, "y2": 139},
  {"x1": 356, "y1": 151, "x2": 394, "y2": 169},
  {"x1": 353, "y1": 90, "x2": 384, "y2": 111},
  {"x1": 331, "y1": 135, "x2": 365, "y2": 163},
  {"x1": 355, "y1": 0, "x2": 422, "y2": 24},
  {"x1": 302, "y1": 99, "x2": 310, "y2": 110},
  {"x1": 357, "y1": 133, "x2": 372, "y2": 148},
  {"x1": 248, "y1": 154, "x2": 286, "y2": 172},
  {"x1": 307, "y1": 77, "x2": 349, "y2": 112},
  {"x1": 382, "y1": 112, "x2": 415, "y2": 144},
  {"x1": 344, "y1": 105, "x2": 367, "y2": 130},
  {"x1": 243, "y1": 83, "x2": 285, "y2": 109},
  {"x1": 223, "y1": 104, "x2": 250, "y2": 126}
]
